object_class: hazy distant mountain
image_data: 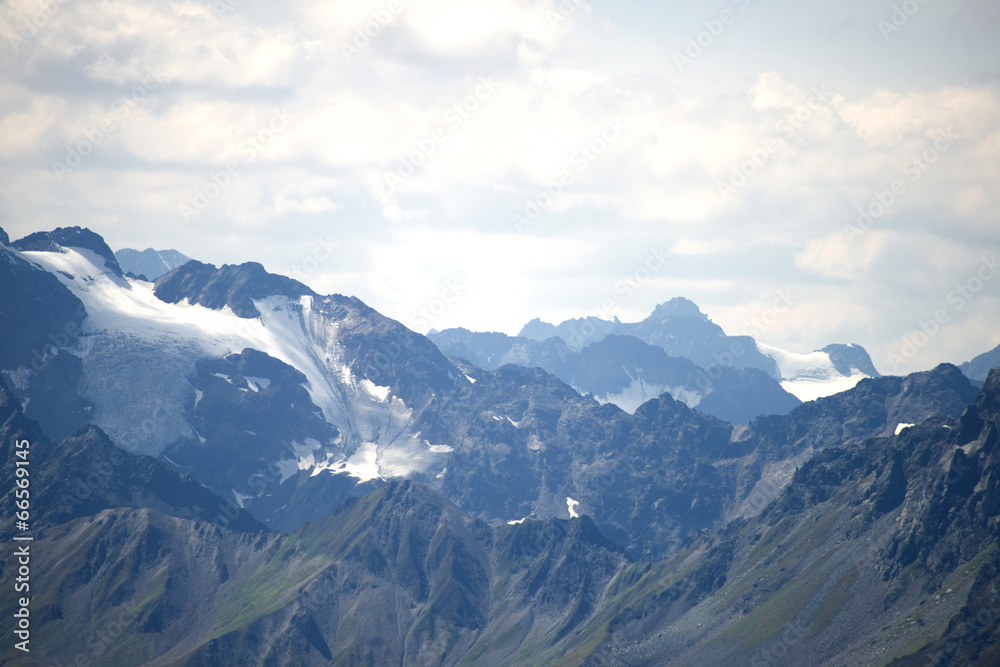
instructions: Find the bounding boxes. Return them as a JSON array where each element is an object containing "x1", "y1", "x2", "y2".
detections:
[
  {"x1": 960, "y1": 342, "x2": 1000, "y2": 383},
  {"x1": 114, "y1": 246, "x2": 192, "y2": 280},
  {"x1": 517, "y1": 298, "x2": 882, "y2": 402},
  {"x1": 520, "y1": 297, "x2": 782, "y2": 377},
  {"x1": 467, "y1": 298, "x2": 882, "y2": 406},
  {"x1": 430, "y1": 328, "x2": 802, "y2": 424}
]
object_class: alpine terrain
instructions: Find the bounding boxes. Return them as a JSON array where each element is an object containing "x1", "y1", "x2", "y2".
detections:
[{"x1": 0, "y1": 226, "x2": 997, "y2": 665}]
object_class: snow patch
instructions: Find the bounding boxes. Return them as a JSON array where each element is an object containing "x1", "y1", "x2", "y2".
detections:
[
  {"x1": 507, "y1": 517, "x2": 527, "y2": 525},
  {"x1": 193, "y1": 389, "x2": 204, "y2": 408},
  {"x1": 757, "y1": 341, "x2": 871, "y2": 402},
  {"x1": 212, "y1": 373, "x2": 233, "y2": 384},
  {"x1": 274, "y1": 458, "x2": 299, "y2": 484},
  {"x1": 245, "y1": 376, "x2": 271, "y2": 392},
  {"x1": 779, "y1": 375, "x2": 867, "y2": 403},
  {"x1": 360, "y1": 378, "x2": 390, "y2": 401},
  {"x1": 589, "y1": 377, "x2": 703, "y2": 414},
  {"x1": 464, "y1": 374, "x2": 477, "y2": 384},
  {"x1": 895, "y1": 423, "x2": 915, "y2": 435},
  {"x1": 342, "y1": 442, "x2": 380, "y2": 482},
  {"x1": 20, "y1": 247, "x2": 444, "y2": 481},
  {"x1": 291, "y1": 438, "x2": 323, "y2": 470},
  {"x1": 312, "y1": 442, "x2": 382, "y2": 482},
  {"x1": 427, "y1": 443, "x2": 455, "y2": 454},
  {"x1": 232, "y1": 489, "x2": 253, "y2": 509},
  {"x1": 566, "y1": 497, "x2": 580, "y2": 519}
]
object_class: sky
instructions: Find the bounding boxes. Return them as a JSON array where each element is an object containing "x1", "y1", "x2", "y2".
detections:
[{"x1": 1, "y1": 0, "x2": 999, "y2": 375}]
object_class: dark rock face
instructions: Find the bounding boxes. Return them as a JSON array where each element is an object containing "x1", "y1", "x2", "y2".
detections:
[
  {"x1": 114, "y1": 247, "x2": 192, "y2": 281},
  {"x1": 0, "y1": 228, "x2": 86, "y2": 371},
  {"x1": 695, "y1": 366, "x2": 802, "y2": 425},
  {"x1": 13, "y1": 351, "x2": 92, "y2": 441},
  {"x1": 0, "y1": 377, "x2": 263, "y2": 540},
  {"x1": 743, "y1": 364, "x2": 979, "y2": 461},
  {"x1": 13, "y1": 226, "x2": 125, "y2": 277},
  {"x1": 163, "y1": 347, "x2": 372, "y2": 530},
  {"x1": 583, "y1": 370, "x2": 1000, "y2": 667},
  {"x1": 154, "y1": 260, "x2": 314, "y2": 318},
  {"x1": 822, "y1": 343, "x2": 881, "y2": 377},
  {"x1": 316, "y1": 293, "x2": 462, "y2": 406}
]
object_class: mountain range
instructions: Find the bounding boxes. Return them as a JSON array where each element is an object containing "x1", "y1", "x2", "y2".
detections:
[{"x1": 1, "y1": 226, "x2": 999, "y2": 665}]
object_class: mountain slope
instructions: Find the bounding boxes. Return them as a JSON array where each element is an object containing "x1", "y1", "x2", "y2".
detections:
[
  {"x1": 3, "y1": 232, "x2": 466, "y2": 531},
  {"x1": 0, "y1": 377, "x2": 263, "y2": 541},
  {"x1": 576, "y1": 369, "x2": 1000, "y2": 666},
  {"x1": 0, "y1": 480, "x2": 630, "y2": 667}
]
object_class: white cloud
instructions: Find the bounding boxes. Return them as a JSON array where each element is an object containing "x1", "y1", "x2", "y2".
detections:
[
  {"x1": 0, "y1": 86, "x2": 63, "y2": 158},
  {"x1": 1, "y1": 0, "x2": 998, "y2": 375}
]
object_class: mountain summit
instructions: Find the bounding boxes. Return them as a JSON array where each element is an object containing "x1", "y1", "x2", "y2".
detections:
[
  {"x1": 114, "y1": 247, "x2": 192, "y2": 280},
  {"x1": 648, "y1": 296, "x2": 709, "y2": 321}
]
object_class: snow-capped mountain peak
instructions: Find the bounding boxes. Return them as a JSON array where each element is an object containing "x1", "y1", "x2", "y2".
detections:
[
  {"x1": 756, "y1": 341, "x2": 877, "y2": 402},
  {"x1": 10, "y1": 240, "x2": 460, "y2": 528}
]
